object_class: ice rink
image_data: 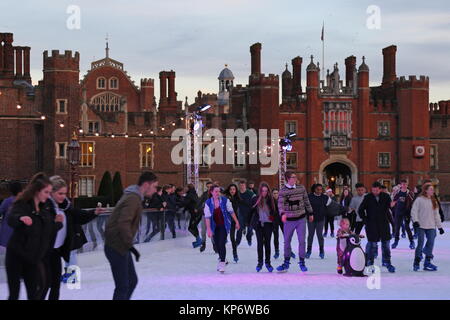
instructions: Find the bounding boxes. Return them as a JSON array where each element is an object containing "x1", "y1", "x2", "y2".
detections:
[{"x1": 1, "y1": 222, "x2": 449, "y2": 300}]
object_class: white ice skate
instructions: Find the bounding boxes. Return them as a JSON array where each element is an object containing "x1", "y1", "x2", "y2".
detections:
[{"x1": 217, "y1": 261, "x2": 226, "y2": 273}]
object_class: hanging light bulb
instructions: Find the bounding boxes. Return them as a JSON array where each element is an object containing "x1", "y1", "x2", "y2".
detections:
[
  {"x1": 138, "y1": 133, "x2": 143, "y2": 137},
  {"x1": 95, "y1": 133, "x2": 99, "y2": 137},
  {"x1": 150, "y1": 130, "x2": 154, "y2": 134},
  {"x1": 59, "y1": 122, "x2": 65, "y2": 128},
  {"x1": 125, "y1": 133, "x2": 129, "y2": 138},
  {"x1": 16, "y1": 104, "x2": 22, "y2": 110},
  {"x1": 40, "y1": 115, "x2": 46, "y2": 120},
  {"x1": 79, "y1": 129, "x2": 83, "y2": 134}
]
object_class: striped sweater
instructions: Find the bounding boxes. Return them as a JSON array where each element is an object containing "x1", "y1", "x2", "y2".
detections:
[{"x1": 278, "y1": 184, "x2": 313, "y2": 220}]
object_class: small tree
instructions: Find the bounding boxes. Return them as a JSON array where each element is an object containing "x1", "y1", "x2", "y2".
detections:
[
  {"x1": 97, "y1": 171, "x2": 113, "y2": 206},
  {"x1": 112, "y1": 171, "x2": 124, "y2": 205}
]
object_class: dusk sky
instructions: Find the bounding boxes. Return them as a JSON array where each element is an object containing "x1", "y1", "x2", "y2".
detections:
[{"x1": 1, "y1": 0, "x2": 449, "y2": 104}]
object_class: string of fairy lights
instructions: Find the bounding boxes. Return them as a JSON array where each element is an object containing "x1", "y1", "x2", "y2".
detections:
[{"x1": 12, "y1": 101, "x2": 287, "y2": 156}]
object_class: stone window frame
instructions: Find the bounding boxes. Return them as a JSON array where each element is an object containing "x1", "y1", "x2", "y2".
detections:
[
  {"x1": 139, "y1": 142, "x2": 154, "y2": 169},
  {"x1": 377, "y1": 152, "x2": 391, "y2": 168},
  {"x1": 377, "y1": 121, "x2": 391, "y2": 137},
  {"x1": 78, "y1": 175, "x2": 96, "y2": 197},
  {"x1": 430, "y1": 144, "x2": 438, "y2": 170},
  {"x1": 56, "y1": 99, "x2": 68, "y2": 114},
  {"x1": 80, "y1": 141, "x2": 96, "y2": 168},
  {"x1": 97, "y1": 77, "x2": 106, "y2": 89},
  {"x1": 286, "y1": 151, "x2": 298, "y2": 169},
  {"x1": 284, "y1": 120, "x2": 297, "y2": 136},
  {"x1": 55, "y1": 142, "x2": 67, "y2": 159},
  {"x1": 109, "y1": 77, "x2": 119, "y2": 90}
]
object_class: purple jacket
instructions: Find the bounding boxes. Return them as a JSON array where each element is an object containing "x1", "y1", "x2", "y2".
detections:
[{"x1": 0, "y1": 196, "x2": 15, "y2": 247}]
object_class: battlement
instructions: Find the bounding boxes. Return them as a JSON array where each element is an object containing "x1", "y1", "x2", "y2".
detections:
[
  {"x1": 249, "y1": 73, "x2": 279, "y2": 86},
  {"x1": 140, "y1": 78, "x2": 154, "y2": 87},
  {"x1": 429, "y1": 100, "x2": 450, "y2": 115},
  {"x1": 371, "y1": 98, "x2": 396, "y2": 112},
  {"x1": 0, "y1": 32, "x2": 13, "y2": 44},
  {"x1": 396, "y1": 75, "x2": 429, "y2": 89},
  {"x1": 43, "y1": 50, "x2": 80, "y2": 71}
]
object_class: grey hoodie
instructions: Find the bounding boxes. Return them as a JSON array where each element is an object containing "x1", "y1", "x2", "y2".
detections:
[{"x1": 105, "y1": 185, "x2": 144, "y2": 255}]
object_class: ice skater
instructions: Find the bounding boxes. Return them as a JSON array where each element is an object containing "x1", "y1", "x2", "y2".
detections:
[
  {"x1": 411, "y1": 183, "x2": 445, "y2": 271},
  {"x1": 104, "y1": 171, "x2": 158, "y2": 300},
  {"x1": 391, "y1": 179, "x2": 415, "y2": 250},
  {"x1": 224, "y1": 184, "x2": 241, "y2": 262},
  {"x1": 358, "y1": 181, "x2": 396, "y2": 273},
  {"x1": 250, "y1": 182, "x2": 278, "y2": 272},
  {"x1": 204, "y1": 185, "x2": 240, "y2": 273},
  {"x1": 276, "y1": 171, "x2": 313, "y2": 273},
  {"x1": 306, "y1": 183, "x2": 331, "y2": 259},
  {"x1": 336, "y1": 217, "x2": 365, "y2": 274}
]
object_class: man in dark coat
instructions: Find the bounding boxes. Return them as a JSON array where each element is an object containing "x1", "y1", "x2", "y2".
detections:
[{"x1": 358, "y1": 181, "x2": 396, "y2": 273}]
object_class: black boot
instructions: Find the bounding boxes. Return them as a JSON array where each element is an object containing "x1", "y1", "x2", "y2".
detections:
[{"x1": 199, "y1": 242, "x2": 206, "y2": 252}]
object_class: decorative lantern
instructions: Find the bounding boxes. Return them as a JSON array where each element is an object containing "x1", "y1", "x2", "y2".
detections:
[{"x1": 67, "y1": 132, "x2": 81, "y2": 166}]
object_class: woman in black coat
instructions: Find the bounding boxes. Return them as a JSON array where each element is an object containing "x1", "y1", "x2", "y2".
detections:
[
  {"x1": 40, "y1": 175, "x2": 101, "y2": 300},
  {"x1": 358, "y1": 182, "x2": 395, "y2": 272},
  {"x1": 249, "y1": 182, "x2": 278, "y2": 272},
  {"x1": 6, "y1": 173, "x2": 63, "y2": 300},
  {"x1": 225, "y1": 184, "x2": 241, "y2": 262}
]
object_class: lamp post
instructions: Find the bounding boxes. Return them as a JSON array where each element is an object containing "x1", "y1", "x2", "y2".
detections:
[
  {"x1": 67, "y1": 132, "x2": 81, "y2": 201},
  {"x1": 279, "y1": 132, "x2": 296, "y2": 188},
  {"x1": 184, "y1": 104, "x2": 212, "y2": 194}
]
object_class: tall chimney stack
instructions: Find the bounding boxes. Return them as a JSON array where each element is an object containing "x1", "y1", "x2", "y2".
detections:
[
  {"x1": 382, "y1": 45, "x2": 397, "y2": 87},
  {"x1": 250, "y1": 43, "x2": 262, "y2": 76},
  {"x1": 345, "y1": 56, "x2": 356, "y2": 87},
  {"x1": 291, "y1": 56, "x2": 302, "y2": 96}
]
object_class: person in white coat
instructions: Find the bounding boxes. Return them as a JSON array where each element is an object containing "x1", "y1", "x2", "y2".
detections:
[{"x1": 411, "y1": 183, "x2": 445, "y2": 271}]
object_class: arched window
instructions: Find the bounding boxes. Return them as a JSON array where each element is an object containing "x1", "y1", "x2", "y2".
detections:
[
  {"x1": 91, "y1": 92, "x2": 122, "y2": 112},
  {"x1": 109, "y1": 77, "x2": 119, "y2": 89},
  {"x1": 97, "y1": 77, "x2": 106, "y2": 89}
]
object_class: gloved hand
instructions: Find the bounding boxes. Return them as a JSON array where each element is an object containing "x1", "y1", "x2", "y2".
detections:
[
  {"x1": 130, "y1": 246, "x2": 140, "y2": 262},
  {"x1": 439, "y1": 228, "x2": 445, "y2": 235},
  {"x1": 413, "y1": 221, "x2": 420, "y2": 229}
]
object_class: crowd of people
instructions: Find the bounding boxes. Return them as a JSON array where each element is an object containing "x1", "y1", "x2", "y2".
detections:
[{"x1": 0, "y1": 170, "x2": 446, "y2": 300}]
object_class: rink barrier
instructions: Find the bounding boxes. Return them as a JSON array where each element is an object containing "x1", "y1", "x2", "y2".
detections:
[{"x1": 0, "y1": 208, "x2": 192, "y2": 272}]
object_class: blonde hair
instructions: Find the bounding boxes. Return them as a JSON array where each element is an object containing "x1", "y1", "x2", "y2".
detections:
[{"x1": 49, "y1": 175, "x2": 67, "y2": 192}]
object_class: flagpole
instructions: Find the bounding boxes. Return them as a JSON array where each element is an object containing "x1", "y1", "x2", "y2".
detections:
[{"x1": 322, "y1": 21, "x2": 325, "y2": 81}]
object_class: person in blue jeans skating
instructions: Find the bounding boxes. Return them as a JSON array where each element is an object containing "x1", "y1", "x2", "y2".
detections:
[{"x1": 358, "y1": 181, "x2": 396, "y2": 273}]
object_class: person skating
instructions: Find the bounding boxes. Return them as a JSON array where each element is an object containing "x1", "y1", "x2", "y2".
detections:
[
  {"x1": 0, "y1": 181, "x2": 23, "y2": 248},
  {"x1": 224, "y1": 184, "x2": 241, "y2": 262},
  {"x1": 336, "y1": 217, "x2": 365, "y2": 274},
  {"x1": 276, "y1": 171, "x2": 313, "y2": 273},
  {"x1": 184, "y1": 184, "x2": 202, "y2": 248},
  {"x1": 204, "y1": 185, "x2": 240, "y2": 273},
  {"x1": 40, "y1": 175, "x2": 102, "y2": 300},
  {"x1": 272, "y1": 188, "x2": 283, "y2": 259},
  {"x1": 104, "y1": 171, "x2": 158, "y2": 300},
  {"x1": 250, "y1": 182, "x2": 278, "y2": 272},
  {"x1": 339, "y1": 188, "x2": 353, "y2": 228},
  {"x1": 236, "y1": 181, "x2": 256, "y2": 247},
  {"x1": 323, "y1": 188, "x2": 338, "y2": 238},
  {"x1": 411, "y1": 183, "x2": 445, "y2": 271},
  {"x1": 307, "y1": 184, "x2": 331, "y2": 259},
  {"x1": 5, "y1": 173, "x2": 63, "y2": 300},
  {"x1": 197, "y1": 181, "x2": 213, "y2": 252},
  {"x1": 143, "y1": 186, "x2": 165, "y2": 242},
  {"x1": 175, "y1": 187, "x2": 186, "y2": 229},
  {"x1": 163, "y1": 184, "x2": 177, "y2": 239},
  {"x1": 391, "y1": 179, "x2": 415, "y2": 250},
  {"x1": 358, "y1": 181, "x2": 396, "y2": 273},
  {"x1": 349, "y1": 183, "x2": 367, "y2": 235}
]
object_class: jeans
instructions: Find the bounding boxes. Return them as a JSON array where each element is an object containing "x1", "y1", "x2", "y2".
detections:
[
  {"x1": 255, "y1": 222, "x2": 273, "y2": 264},
  {"x1": 366, "y1": 240, "x2": 391, "y2": 265},
  {"x1": 394, "y1": 213, "x2": 413, "y2": 241},
  {"x1": 229, "y1": 220, "x2": 238, "y2": 255},
  {"x1": 415, "y1": 228, "x2": 436, "y2": 260},
  {"x1": 283, "y1": 218, "x2": 307, "y2": 259},
  {"x1": 236, "y1": 211, "x2": 253, "y2": 245},
  {"x1": 273, "y1": 222, "x2": 283, "y2": 253},
  {"x1": 165, "y1": 210, "x2": 176, "y2": 236},
  {"x1": 307, "y1": 219, "x2": 325, "y2": 252},
  {"x1": 213, "y1": 225, "x2": 227, "y2": 262},
  {"x1": 104, "y1": 245, "x2": 138, "y2": 300}
]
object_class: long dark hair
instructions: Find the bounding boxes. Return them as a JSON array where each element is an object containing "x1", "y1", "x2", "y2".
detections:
[
  {"x1": 253, "y1": 182, "x2": 274, "y2": 209},
  {"x1": 225, "y1": 184, "x2": 240, "y2": 199},
  {"x1": 15, "y1": 172, "x2": 51, "y2": 203}
]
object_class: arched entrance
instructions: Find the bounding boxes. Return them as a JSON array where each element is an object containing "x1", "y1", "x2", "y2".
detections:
[
  {"x1": 318, "y1": 156, "x2": 358, "y2": 195},
  {"x1": 323, "y1": 163, "x2": 352, "y2": 195}
]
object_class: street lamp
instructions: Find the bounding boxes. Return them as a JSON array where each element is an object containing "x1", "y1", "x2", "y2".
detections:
[
  {"x1": 185, "y1": 104, "x2": 212, "y2": 193},
  {"x1": 279, "y1": 132, "x2": 296, "y2": 188},
  {"x1": 67, "y1": 132, "x2": 81, "y2": 200}
]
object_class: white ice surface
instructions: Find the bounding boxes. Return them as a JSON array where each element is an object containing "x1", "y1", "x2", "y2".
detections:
[{"x1": 1, "y1": 222, "x2": 449, "y2": 300}]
